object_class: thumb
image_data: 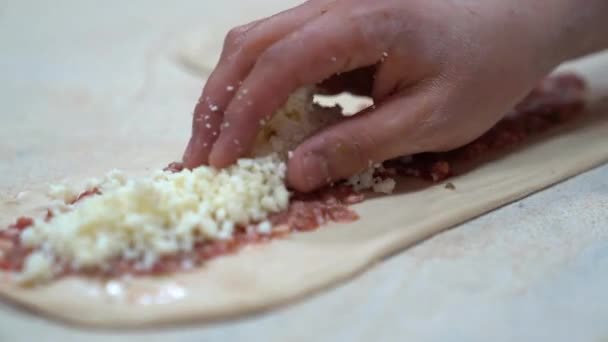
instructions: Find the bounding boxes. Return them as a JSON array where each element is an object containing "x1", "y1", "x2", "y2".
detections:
[{"x1": 287, "y1": 90, "x2": 437, "y2": 192}]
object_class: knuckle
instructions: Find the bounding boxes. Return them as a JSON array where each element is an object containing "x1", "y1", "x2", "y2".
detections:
[
  {"x1": 223, "y1": 20, "x2": 262, "y2": 53},
  {"x1": 224, "y1": 25, "x2": 249, "y2": 49},
  {"x1": 222, "y1": 20, "x2": 271, "y2": 63}
]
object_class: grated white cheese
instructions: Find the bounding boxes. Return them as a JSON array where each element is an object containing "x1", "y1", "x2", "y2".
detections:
[
  {"x1": 251, "y1": 87, "x2": 343, "y2": 159},
  {"x1": 373, "y1": 178, "x2": 396, "y2": 194},
  {"x1": 20, "y1": 155, "x2": 289, "y2": 283},
  {"x1": 347, "y1": 164, "x2": 396, "y2": 194}
]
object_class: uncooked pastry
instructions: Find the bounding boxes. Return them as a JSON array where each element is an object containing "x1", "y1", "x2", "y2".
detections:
[
  {"x1": 174, "y1": 30, "x2": 224, "y2": 77},
  {"x1": 1, "y1": 53, "x2": 607, "y2": 327}
]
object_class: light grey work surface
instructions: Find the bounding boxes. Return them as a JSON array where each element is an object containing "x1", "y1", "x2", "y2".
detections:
[{"x1": 1, "y1": 1, "x2": 607, "y2": 341}]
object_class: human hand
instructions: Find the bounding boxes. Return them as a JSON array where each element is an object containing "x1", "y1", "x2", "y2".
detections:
[{"x1": 182, "y1": 0, "x2": 605, "y2": 192}]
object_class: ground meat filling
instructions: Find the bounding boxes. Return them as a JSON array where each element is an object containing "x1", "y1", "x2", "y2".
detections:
[
  {"x1": 0, "y1": 218, "x2": 35, "y2": 271},
  {"x1": 0, "y1": 73, "x2": 587, "y2": 278},
  {"x1": 271, "y1": 185, "x2": 364, "y2": 232}
]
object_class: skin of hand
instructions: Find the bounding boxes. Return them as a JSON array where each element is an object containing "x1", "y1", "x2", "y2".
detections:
[{"x1": 183, "y1": 0, "x2": 608, "y2": 192}]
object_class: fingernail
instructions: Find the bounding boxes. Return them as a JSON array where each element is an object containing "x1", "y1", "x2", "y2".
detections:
[{"x1": 301, "y1": 153, "x2": 331, "y2": 191}]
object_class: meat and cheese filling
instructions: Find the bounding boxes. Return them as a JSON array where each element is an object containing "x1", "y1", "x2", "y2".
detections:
[{"x1": 18, "y1": 156, "x2": 288, "y2": 283}]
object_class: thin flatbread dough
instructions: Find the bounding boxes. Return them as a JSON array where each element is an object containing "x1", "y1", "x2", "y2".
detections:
[
  {"x1": 174, "y1": 31, "x2": 223, "y2": 78},
  {"x1": 1, "y1": 55, "x2": 608, "y2": 327}
]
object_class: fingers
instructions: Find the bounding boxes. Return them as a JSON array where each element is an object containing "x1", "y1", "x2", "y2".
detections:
[
  {"x1": 286, "y1": 88, "x2": 439, "y2": 192},
  {"x1": 183, "y1": 69, "x2": 241, "y2": 168},
  {"x1": 183, "y1": 0, "x2": 334, "y2": 168},
  {"x1": 209, "y1": 12, "x2": 388, "y2": 168}
]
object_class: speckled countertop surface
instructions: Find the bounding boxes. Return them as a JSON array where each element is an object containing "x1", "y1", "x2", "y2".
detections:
[{"x1": 1, "y1": 1, "x2": 607, "y2": 341}]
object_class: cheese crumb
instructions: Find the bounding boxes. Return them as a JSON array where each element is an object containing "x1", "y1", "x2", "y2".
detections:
[
  {"x1": 373, "y1": 178, "x2": 396, "y2": 194},
  {"x1": 257, "y1": 220, "x2": 272, "y2": 234}
]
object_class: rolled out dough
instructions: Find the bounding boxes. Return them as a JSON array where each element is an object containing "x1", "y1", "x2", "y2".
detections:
[
  {"x1": 1, "y1": 53, "x2": 607, "y2": 327},
  {"x1": 174, "y1": 30, "x2": 224, "y2": 78}
]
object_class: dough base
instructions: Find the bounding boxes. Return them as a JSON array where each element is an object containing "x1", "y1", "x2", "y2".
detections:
[{"x1": 1, "y1": 104, "x2": 607, "y2": 327}]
